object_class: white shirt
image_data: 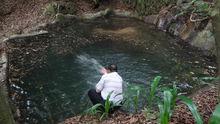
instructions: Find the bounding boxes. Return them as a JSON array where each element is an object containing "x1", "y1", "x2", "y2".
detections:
[{"x1": 96, "y1": 72, "x2": 123, "y2": 104}]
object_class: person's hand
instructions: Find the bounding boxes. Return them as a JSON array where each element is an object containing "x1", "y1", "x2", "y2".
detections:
[{"x1": 100, "y1": 68, "x2": 107, "y2": 75}]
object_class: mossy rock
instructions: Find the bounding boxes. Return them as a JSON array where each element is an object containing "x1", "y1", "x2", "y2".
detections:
[
  {"x1": 43, "y1": 2, "x2": 58, "y2": 16},
  {"x1": 43, "y1": 1, "x2": 76, "y2": 17}
]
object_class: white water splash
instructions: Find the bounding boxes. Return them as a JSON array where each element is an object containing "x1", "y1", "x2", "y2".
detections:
[
  {"x1": 76, "y1": 54, "x2": 104, "y2": 87},
  {"x1": 76, "y1": 54, "x2": 104, "y2": 73}
]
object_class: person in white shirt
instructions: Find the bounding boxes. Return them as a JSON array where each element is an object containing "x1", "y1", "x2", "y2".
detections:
[{"x1": 88, "y1": 64, "x2": 123, "y2": 107}]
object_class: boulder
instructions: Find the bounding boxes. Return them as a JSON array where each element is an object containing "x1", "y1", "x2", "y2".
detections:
[
  {"x1": 191, "y1": 20, "x2": 216, "y2": 55},
  {"x1": 143, "y1": 15, "x2": 159, "y2": 25},
  {"x1": 168, "y1": 22, "x2": 184, "y2": 36},
  {"x1": 179, "y1": 21, "x2": 196, "y2": 40},
  {"x1": 157, "y1": 5, "x2": 177, "y2": 31}
]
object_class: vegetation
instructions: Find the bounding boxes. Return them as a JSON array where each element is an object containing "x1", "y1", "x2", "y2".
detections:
[
  {"x1": 85, "y1": 91, "x2": 120, "y2": 120},
  {"x1": 43, "y1": 2, "x2": 59, "y2": 16},
  {"x1": 85, "y1": 76, "x2": 220, "y2": 123},
  {"x1": 122, "y1": 0, "x2": 176, "y2": 15},
  {"x1": 149, "y1": 76, "x2": 161, "y2": 109},
  {"x1": 158, "y1": 90, "x2": 173, "y2": 124}
]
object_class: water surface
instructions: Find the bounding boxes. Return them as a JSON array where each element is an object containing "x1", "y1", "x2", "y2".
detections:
[{"x1": 11, "y1": 17, "x2": 215, "y2": 123}]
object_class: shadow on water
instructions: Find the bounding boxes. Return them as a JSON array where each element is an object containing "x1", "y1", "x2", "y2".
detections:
[{"x1": 10, "y1": 17, "x2": 216, "y2": 123}]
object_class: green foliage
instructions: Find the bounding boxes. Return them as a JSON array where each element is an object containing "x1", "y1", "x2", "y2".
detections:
[
  {"x1": 100, "y1": 92, "x2": 113, "y2": 120},
  {"x1": 209, "y1": 104, "x2": 220, "y2": 124},
  {"x1": 177, "y1": 0, "x2": 215, "y2": 21},
  {"x1": 86, "y1": 92, "x2": 115, "y2": 120},
  {"x1": 178, "y1": 96, "x2": 203, "y2": 124},
  {"x1": 85, "y1": 103, "x2": 103, "y2": 115},
  {"x1": 159, "y1": 90, "x2": 173, "y2": 124},
  {"x1": 133, "y1": 89, "x2": 140, "y2": 113},
  {"x1": 44, "y1": 2, "x2": 59, "y2": 16},
  {"x1": 170, "y1": 83, "x2": 178, "y2": 110},
  {"x1": 122, "y1": 0, "x2": 176, "y2": 15},
  {"x1": 123, "y1": 82, "x2": 145, "y2": 113},
  {"x1": 149, "y1": 76, "x2": 161, "y2": 108}
]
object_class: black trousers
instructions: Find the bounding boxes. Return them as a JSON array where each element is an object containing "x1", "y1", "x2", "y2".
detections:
[
  {"x1": 88, "y1": 89, "x2": 105, "y2": 105},
  {"x1": 88, "y1": 89, "x2": 122, "y2": 113}
]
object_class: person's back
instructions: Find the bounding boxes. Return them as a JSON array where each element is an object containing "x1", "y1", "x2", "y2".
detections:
[
  {"x1": 88, "y1": 64, "x2": 123, "y2": 107},
  {"x1": 98, "y1": 72, "x2": 123, "y2": 104}
]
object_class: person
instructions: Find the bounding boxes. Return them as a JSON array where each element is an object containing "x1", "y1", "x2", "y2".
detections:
[{"x1": 88, "y1": 64, "x2": 123, "y2": 109}]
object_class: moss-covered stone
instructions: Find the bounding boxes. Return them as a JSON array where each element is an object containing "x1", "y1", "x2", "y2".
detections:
[{"x1": 43, "y1": 2, "x2": 58, "y2": 16}]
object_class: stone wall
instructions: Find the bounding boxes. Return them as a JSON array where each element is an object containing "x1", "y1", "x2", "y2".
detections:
[{"x1": 143, "y1": 2, "x2": 216, "y2": 56}]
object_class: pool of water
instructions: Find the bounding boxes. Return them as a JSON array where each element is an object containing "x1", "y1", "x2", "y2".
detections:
[{"x1": 9, "y1": 17, "x2": 216, "y2": 124}]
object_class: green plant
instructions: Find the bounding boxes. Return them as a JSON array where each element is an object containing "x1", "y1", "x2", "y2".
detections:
[
  {"x1": 85, "y1": 103, "x2": 103, "y2": 115},
  {"x1": 159, "y1": 88, "x2": 203, "y2": 124},
  {"x1": 170, "y1": 83, "x2": 178, "y2": 110},
  {"x1": 43, "y1": 2, "x2": 58, "y2": 16},
  {"x1": 159, "y1": 90, "x2": 173, "y2": 124},
  {"x1": 177, "y1": 0, "x2": 215, "y2": 21},
  {"x1": 122, "y1": 0, "x2": 176, "y2": 15},
  {"x1": 209, "y1": 104, "x2": 220, "y2": 124},
  {"x1": 179, "y1": 96, "x2": 203, "y2": 124},
  {"x1": 149, "y1": 76, "x2": 161, "y2": 109},
  {"x1": 85, "y1": 92, "x2": 115, "y2": 120},
  {"x1": 100, "y1": 92, "x2": 113, "y2": 120},
  {"x1": 133, "y1": 89, "x2": 140, "y2": 113}
]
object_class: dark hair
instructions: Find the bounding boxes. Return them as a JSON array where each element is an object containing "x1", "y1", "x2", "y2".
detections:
[{"x1": 105, "y1": 64, "x2": 117, "y2": 72}]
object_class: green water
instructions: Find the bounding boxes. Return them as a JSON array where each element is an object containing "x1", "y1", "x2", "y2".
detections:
[{"x1": 10, "y1": 17, "x2": 215, "y2": 124}]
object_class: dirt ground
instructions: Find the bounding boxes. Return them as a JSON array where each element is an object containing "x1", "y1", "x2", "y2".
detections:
[{"x1": 0, "y1": 0, "x2": 131, "y2": 39}]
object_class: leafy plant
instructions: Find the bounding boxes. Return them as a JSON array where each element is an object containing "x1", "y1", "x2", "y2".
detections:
[
  {"x1": 122, "y1": 0, "x2": 176, "y2": 15},
  {"x1": 149, "y1": 76, "x2": 161, "y2": 109},
  {"x1": 159, "y1": 90, "x2": 173, "y2": 124},
  {"x1": 209, "y1": 104, "x2": 220, "y2": 124},
  {"x1": 159, "y1": 89, "x2": 203, "y2": 124},
  {"x1": 170, "y1": 83, "x2": 178, "y2": 110},
  {"x1": 179, "y1": 96, "x2": 203, "y2": 124},
  {"x1": 43, "y1": 2, "x2": 58, "y2": 16},
  {"x1": 100, "y1": 92, "x2": 113, "y2": 120},
  {"x1": 85, "y1": 103, "x2": 103, "y2": 115},
  {"x1": 85, "y1": 92, "x2": 115, "y2": 120},
  {"x1": 177, "y1": 0, "x2": 215, "y2": 21},
  {"x1": 133, "y1": 89, "x2": 140, "y2": 113}
]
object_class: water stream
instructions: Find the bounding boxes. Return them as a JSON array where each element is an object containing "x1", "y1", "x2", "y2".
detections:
[{"x1": 9, "y1": 17, "x2": 216, "y2": 124}]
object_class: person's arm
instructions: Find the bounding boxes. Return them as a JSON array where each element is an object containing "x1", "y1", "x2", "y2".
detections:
[{"x1": 96, "y1": 76, "x2": 105, "y2": 93}]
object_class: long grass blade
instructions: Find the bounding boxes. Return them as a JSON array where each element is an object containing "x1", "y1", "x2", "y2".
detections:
[
  {"x1": 85, "y1": 103, "x2": 103, "y2": 115},
  {"x1": 209, "y1": 104, "x2": 220, "y2": 124},
  {"x1": 159, "y1": 90, "x2": 173, "y2": 124},
  {"x1": 178, "y1": 96, "x2": 203, "y2": 124},
  {"x1": 149, "y1": 76, "x2": 161, "y2": 108}
]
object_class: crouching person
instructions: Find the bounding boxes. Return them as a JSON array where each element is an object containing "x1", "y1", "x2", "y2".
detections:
[{"x1": 88, "y1": 64, "x2": 123, "y2": 113}]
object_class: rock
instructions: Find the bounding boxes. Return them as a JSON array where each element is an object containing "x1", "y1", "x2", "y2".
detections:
[
  {"x1": 191, "y1": 20, "x2": 216, "y2": 55},
  {"x1": 82, "y1": 8, "x2": 112, "y2": 19},
  {"x1": 43, "y1": 2, "x2": 58, "y2": 16},
  {"x1": 157, "y1": 5, "x2": 176, "y2": 31},
  {"x1": 168, "y1": 22, "x2": 184, "y2": 36},
  {"x1": 143, "y1": 15, "x2": 159, "y2": 25},
  {"x1": 56, "y1": 1, "x2": 76, "y2": 15},
  {"x1": 113, "y1": 10, "x2": 139, "y2": 18},
  {"x1": 179, "y1": 19, "x2": 197, "y2": 40}
]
